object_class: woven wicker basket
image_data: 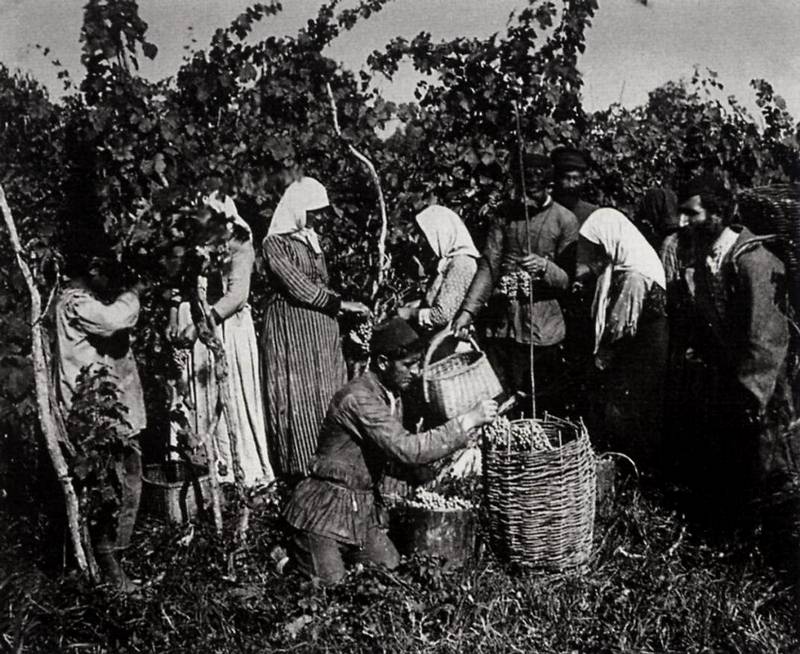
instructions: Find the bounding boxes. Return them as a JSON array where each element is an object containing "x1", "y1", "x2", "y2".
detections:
[
  {"x1": 142, "y1": 461, "x2": 211, "y2": 524},
  {"x1": 482, "y1": 415, "x2": 596, "y2": 571},
  {"x1": 738, "y1": 183, "x2": 800, "y2": 309},
  {"x1": 422, "y1": 329, "x2": 503, "y2": 420}
]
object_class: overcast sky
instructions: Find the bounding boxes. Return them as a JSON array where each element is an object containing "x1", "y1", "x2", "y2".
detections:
[{"x1": 1, "y1": 0, "x2": 799, "y2": 119}]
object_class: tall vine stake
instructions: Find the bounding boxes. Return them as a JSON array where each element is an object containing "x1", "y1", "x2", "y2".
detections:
[
  {"x1": 325, "y1": 82, "x2": 390, "y2": 306},
  {"x1": 0, "y1": 185, "x2": 92, "y2": 575}
]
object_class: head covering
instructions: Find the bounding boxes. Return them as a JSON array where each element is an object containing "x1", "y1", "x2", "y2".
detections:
[
  {"x1": 203, "y1": 190, "x2": 250, "y2": 234},
  {"x1": 551, "y1": 146, "x2": 589, "y2": 173},
  {"x1": 415, "y1": 205, "x2": 479, "y2": 272},
  {"x1": 371, "y1": 317, "x2": 421, "y2": 357},
  {"x1": 637, "y1": 187, "x2": 680, "y2": 235},
  {"x1": 579, "y1": 208, "x2": 666, "y2": 351},
  {"x1": 267, "y1": 177, "x2": 330, "y2": 254}
]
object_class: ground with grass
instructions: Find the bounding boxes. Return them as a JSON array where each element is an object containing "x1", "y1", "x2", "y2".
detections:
[{"x1": 1, "y1": 481, "x2": 798, "y2": 653}]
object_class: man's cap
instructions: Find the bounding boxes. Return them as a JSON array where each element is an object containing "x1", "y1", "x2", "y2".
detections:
[
  {"x1": 551, "y1": 146, "x2": 589, "y2": 172},
  {"x1": 678, "y1": 175, "x2": 727, "y2": 205},
  {"x1": 370, "y1": 317, "x2": 421, "y2": 356}
]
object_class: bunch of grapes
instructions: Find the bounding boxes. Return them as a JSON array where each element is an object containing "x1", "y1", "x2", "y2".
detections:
[
  {"x1": 348, "y1": 317, "x2": 373, "y2": 355},
  {"x1": 516, "y1": 270, "x2": 531, "y2": 298},
  {"x1": 403, "y1": 488, "x2": 473, "y2": 512},
  {"x1": 497, "y1": 273, "x2": 518, "y2": 297},
  {"x1": 483, "y1": 417, "x2": 553, "y2": 452}
]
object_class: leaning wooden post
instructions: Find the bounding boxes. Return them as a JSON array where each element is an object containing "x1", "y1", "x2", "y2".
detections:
[
  {"x1": 325, "y1": 82, "x2": 390, "y2": 307},
  {"x1": 0, "y1": 184, "x2": 91, "y2": 574},
  {"x1": 193, "y1": 276, "x2": 225, "y2": 535},
  {"x1": 195, "y1": 276, "x2": 250, "y2": 542}
]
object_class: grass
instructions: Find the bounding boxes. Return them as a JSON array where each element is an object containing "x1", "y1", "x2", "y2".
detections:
[{"x1": 1, "y1": 480, "x2": 798, "y2": 653}]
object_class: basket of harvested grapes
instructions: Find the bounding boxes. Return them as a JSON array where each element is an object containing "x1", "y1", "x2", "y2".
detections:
[
  {"x1": 482, "y1": 415, "x2": 596, "y2": 571},
  {"x1": 422, "y1": 328, "x2": 503, "y2": 420},
  {"x1": 389, "y1": 489, "x2": 477, "y2": 566}
]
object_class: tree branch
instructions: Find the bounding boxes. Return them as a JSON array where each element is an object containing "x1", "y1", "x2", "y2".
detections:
[
  {"x1": 325, "y1": 82, "x2": 390, "y2": 305},
  {"x1": 0, "y1": 184, "x2": 92, "y2": 576}
]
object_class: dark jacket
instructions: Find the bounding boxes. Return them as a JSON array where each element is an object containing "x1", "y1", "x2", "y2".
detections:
[
  {"x1": 283, "y1": 371, "x2": 470, "y2": 545},
  {"x1": 692, "y1": 226, "x2": 791, "y2": 415},
  {"x1": 460, "y1": 199, "x2": 579, "y2": 346}
]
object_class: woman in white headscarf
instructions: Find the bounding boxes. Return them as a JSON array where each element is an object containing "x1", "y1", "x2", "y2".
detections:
[
  {"x1": 170, "y1": 188, "x2": 275, "y2": 489},
  {"x1": 261, "y1": 176, "x2": 369, "y2": 480},
  {"x1": 399, "y1": 205, "x2": 479, "y2": 332},
  {"x1": 574, "y1": 207, "x2": 668, "y2": 471}
]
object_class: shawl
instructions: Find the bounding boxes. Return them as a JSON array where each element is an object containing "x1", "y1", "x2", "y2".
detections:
[
  {"x1": 415, "y1": 205, "x2": 479, "y2": 273},
  {"x1": 580, "y1": 207, "x2": 666, "y2": 351},
  {"x1": 268, "y1": 177, "x2": 330, "y2": 254}
]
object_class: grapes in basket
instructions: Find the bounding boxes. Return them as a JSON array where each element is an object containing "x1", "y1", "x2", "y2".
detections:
[
  {"x1": 402, "y1": 488, "x2": 473, "y2": 512},
  {"x1": 483, "y1": 416, "x2": 554, "y2": 452}
]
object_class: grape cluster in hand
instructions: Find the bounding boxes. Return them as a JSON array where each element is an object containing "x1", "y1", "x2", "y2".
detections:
[
  {"x1": 497, "y1": 271, "x2": 532, "y2": 299},
  {"x1": 483, "y1": 416, "x2": 553, "y2": 452},
  {"x1": 348, "y1": 317, "x2": 373, "y2": 355}
]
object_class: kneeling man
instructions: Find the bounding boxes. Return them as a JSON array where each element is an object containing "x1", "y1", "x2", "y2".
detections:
[{"x1": 284, "y1": 317, "x2": 497, "y2": 584}]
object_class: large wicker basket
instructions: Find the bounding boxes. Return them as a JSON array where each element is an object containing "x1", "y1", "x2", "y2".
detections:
[
  {"x1": 737, "y1": 183, "x2": 800, "y2": 309},
  {"x1": 422, "y1": 329, "x2": 503, "y2": 420},
  {"x1": 482, "y1": 415, "x2": 596, "y2": 571}
]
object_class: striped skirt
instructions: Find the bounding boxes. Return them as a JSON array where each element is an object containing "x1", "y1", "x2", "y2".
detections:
[{"x1": 261, "y1": 300, "x2": 347, "y2": 477}]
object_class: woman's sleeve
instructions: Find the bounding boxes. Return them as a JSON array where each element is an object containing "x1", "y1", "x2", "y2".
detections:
[
  {"x1": 422, "y1": 256, "x2": 478, "y2": 328},
  {"x1": 212, "y1": 240, "x2": 254, "y2": 321},
  {"x1": 263, "y1": 236, "x2": 341, "y2": 315}
]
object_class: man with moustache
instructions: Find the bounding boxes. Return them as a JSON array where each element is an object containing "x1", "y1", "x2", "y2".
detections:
[
  {"x1": 679, "y1": 177, "x2": 799, "y2": 603},
  {"x1": 452, "y1": 152, "x2": 579, "y2": 415}
]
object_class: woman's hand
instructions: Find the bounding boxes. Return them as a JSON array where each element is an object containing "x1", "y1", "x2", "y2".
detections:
[
  {"x1": 397, "y1": 305, "x2": 419, "y2": 321},
  {"x1": 341, "y1": 301, "x2": 371, "y2": 316},
  {"x1": 451, "y1": 311, "x2": 473, "y2": 340},
  {"x1": 458, "y1": 399, "x2": 499, "y2": 433},
  {"x1": 178, "y1": 323, "x2": 198, "y2": 346}
]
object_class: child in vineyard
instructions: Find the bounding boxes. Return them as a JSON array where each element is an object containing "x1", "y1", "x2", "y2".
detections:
[
  {"x1": 282, "y1": 317, "x2": 497, "y2": 585},
  {"x1": 452, "y1": 152, "x2": 579, "y2": 416},
  {"x1": 55, "y1": 247, "x2": 146, "y2": 591},
  {"x1": 261, "y1": 177, "x2": 370, "y2": 483}
]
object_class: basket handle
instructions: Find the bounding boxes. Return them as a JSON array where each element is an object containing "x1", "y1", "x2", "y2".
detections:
[{"x1": 421, "y1": 327, "x2": 482, "y2": 403}]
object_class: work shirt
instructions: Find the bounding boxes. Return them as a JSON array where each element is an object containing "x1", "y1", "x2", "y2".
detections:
[
  {"x1": 459, "y1": 199, "x2": 579, "y2": 346},
  {"x1": 284, "y1": 370, "x2": 470, "y2": 546},
  {"x1": 55, "y1": 280, "x2": 146, "y2": 436}
]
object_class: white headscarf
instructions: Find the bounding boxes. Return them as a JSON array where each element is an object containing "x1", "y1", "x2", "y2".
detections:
[
  {"x1": 267, "y1": 177, "x2": 330, "y2": 254},
  {"x1": 579, "y1": 207, "x2": 666, "y2": 351},
  {"x1": 415, "y1": 205, "x2": 479, "y2": 273},
  {"x1": 203, "y1": 190, "x2": 251, "y2": 235}
]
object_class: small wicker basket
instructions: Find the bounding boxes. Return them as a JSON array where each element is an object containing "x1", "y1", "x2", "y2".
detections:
[
  {"x1": 422, "y1": 329, "x2": 503, "y2": 420},
  {"x1": 482, "y1": 415, "x2": 596, "y2": 571},
  {"x1": 142, "y1": 461, "x2": 211, "y2": 524}
]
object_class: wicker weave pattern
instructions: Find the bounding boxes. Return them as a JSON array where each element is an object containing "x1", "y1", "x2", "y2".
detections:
[
  {"x1": 482, "y1": 416, "x2": 596, "y2": 571},
  {"x1": 422, "y1": 329, "x2": 503, "y2": 419},
  {"x1": 738, "y1": 183, "x2": 799, "y2": 309}
]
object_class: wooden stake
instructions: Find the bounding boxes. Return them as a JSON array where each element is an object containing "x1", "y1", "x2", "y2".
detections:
[
  {"x1": 0, "y1": 184, "x2": 92, "y2": 575},
  {"x1": 513, "y1": 100, "x2": 536, "y2": 419}
]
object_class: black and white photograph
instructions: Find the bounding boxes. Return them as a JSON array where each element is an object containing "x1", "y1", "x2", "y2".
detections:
[{"x1": 0, "y1": 0, "x2": 799, "y2": 651}]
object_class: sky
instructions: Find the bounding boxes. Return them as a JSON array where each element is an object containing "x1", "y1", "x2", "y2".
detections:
[{"x1": 1, "y1": 0, "x2": 799, "y2": 120}]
